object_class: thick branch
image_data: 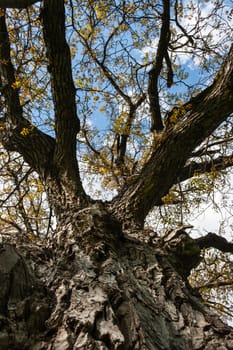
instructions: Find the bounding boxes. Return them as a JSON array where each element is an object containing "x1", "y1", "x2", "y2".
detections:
[
  {"x1": 148, "y1": 0, "x2": 171, "y2": 132},
  {"x1": 196, "y1": 232, "x2": 233, "y2": 253},
  {"x1": 0, "y1": 12, "x2": 23, "y2": 124},
  {"x1": 42, "y1": 0, "x2": 80, "y2": 152},
  {"x1": 0, "y1": 12, "x2": 55, "y2": 177},
  {"x1": 111, "y1": 45, "x2": 233, "y2": 228},
  {"x1": 42, "y1": 0, "x2": 86, "y2": 199},
  {"x1": 0, "y1": 0, "x2": 39, "y2": 8}
]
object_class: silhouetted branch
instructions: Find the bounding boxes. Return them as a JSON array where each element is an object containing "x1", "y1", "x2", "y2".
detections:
[
  {"x1": 174, "y1": 0, "x2": 194, "y2": 46},
  {"x1": 148, "y1": 0, "x2": 171, "y2": 132},
  {"x1": 196, "y1": 232, "x2": 233, "y2": 253}
]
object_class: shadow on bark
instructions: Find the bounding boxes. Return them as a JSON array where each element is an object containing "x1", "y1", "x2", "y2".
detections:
[{"x1": 1, "y1": 211, "x2": 233, "y2": 349}]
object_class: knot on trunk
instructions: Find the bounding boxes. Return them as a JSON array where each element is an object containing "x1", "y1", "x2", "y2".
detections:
[
  {"x1": 162, "y1": 227, "x2": 201, "y2": 278},
  {"x1": 55, "y1": 203, "x2": 122, "y2": 261}
]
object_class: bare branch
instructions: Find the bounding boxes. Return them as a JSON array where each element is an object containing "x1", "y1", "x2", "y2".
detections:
[
  {"x1": 0, "y1": 216, "x2": 23, "y2": 233},
  {"x1": 115, "y1": 105, "x2": 135, "y2": 169},
  {"x1": 115, "y1": 94, "x2": 146, "y2": 171},
  {"x1": 179, "y1": 155, "x2": 233, "y2": 183},
  {"x1": 86, "y1": 48, "x2": 132, "y2": 105},
  {"x1": 0, "y1": 168, "x2": 32, "y2": 207},
  {"x1": 174, "y1": 0, "x2": 194, "y2": 46},
  {"x1": 82, "y1": 129, "x2": 101, "y2": 156},
  {"x1": 197, "y1": 279, "x2": 233, "y2": 290},
  {"x1": 191, "y1": 138, "x2": 233, "y2": 157},
  {"x1": 71, "y1": 12, "x2": 133, "y2": 106}
]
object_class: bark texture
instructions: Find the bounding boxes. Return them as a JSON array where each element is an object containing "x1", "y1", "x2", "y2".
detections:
[
  {"x1": 1, "y1": 207, "x2": 233, "y2": 350},
  {"x1": 0, "y1": 241, "x2": 51, "y2": 349},
  {"x1": 1, "y1": 3, "x2": 233, "y2": 350}
]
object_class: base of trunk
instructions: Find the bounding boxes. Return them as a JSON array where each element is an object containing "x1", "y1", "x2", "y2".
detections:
[{"x1": 1, "y1": 211, "x2": 233, "y2": 350}]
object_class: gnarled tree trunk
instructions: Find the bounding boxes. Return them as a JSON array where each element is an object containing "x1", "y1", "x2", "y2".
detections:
[{"x1": 1, "y1": 203, "x2": 233, "y2": 350}]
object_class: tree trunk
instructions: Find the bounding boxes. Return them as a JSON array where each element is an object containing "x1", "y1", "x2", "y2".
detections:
[{"x1": 1, "y1": 203, "x2": 233, "y2": 350}]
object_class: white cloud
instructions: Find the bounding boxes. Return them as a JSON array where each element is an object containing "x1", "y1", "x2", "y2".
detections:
[
  {"x1": 140, "y1": 1, "x2": 233, "y2": 69},
  {"x1": 173, "y1": 0, "x2": 233, "y2": 65}
]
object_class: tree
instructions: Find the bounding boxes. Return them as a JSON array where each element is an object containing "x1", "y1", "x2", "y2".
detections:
[
  {"x1": 0, "y1": 147, "x2": 53, "y2": 237},
  {"x1": 0, "y1": 0, "x2": 233, "y2": 349}
]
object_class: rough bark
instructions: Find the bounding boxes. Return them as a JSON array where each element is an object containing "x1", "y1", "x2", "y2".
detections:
[
  {"x1": 1, "y1": 208, "x2": 233, "y2": 350},
  {"x1": 0, "y1": 241, "x2": 51, "y2": 349},
  {"x1": 111, "y1": 45, "x2": 233, "y2": 228},
  {"x1": 41, "y1": 0, "x2": 81, "y2": 173}
]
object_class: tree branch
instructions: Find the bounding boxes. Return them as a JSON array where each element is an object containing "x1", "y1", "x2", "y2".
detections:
[
  {"x1": 41, "y1": 0, "x2": 86, "y2": 199},
  {"x1": 0, "y1": 167, "x2": 32, "y2": 207},
  {"x1": 111, "y1": 45, "x2": 233, "y2": 228},
  {"x1": 196, "y1": 232, "x2": 233, "y2": 253},
  {"x1": 0, "y1": 216, "x2": 23, "y2": 234},
  {"x1": 73, "y1": 14, "x2": 132, "y2": 106},
  {"x1": 178, "y1": 155, "x2": 233, "y2": 183},
  {"x1": 148, "y1": 0, "x2": 171, "y2": 132},
  {"x1": 196, "y1": 279, "x2": 233, "y2": 290},
  {"x1": 174, "y1": 0, "x2": 194, "y2": 46},
  {"x1": 0, "y1": 0, "x2": 39, "y2": 8},
  {"x1": 0, "y1": 12, "x2": 55, "y2": 177},
  {"x1": 114, "y1": 94, "x2": 146, "y2": 171},
  {"x1": 191, "y1": 138, "x2": 233, "y2": 157}
]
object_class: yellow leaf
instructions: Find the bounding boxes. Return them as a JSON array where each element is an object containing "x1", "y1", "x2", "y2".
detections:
[
  {"x1": 20, "y1": 127, "x2": 30, "y2": 136},
  {"x1": 94, "y1": 6, "x2": 106, "y2": 20},
  {"x1": 86, "y1": 23, "x2": 93, "y2": 33},
  {"x1": 11, "y1": 80, "x2": 21, "y2": 89},
  {"x1": 29, "y1": 45, "x2": 37, "y2": 54},
  {"x1": 99, "y1": 105, "x2": 106, "y2": 112},
  {"x1": 28, "y1": 233, "x2": 35, "y2": 240}
]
